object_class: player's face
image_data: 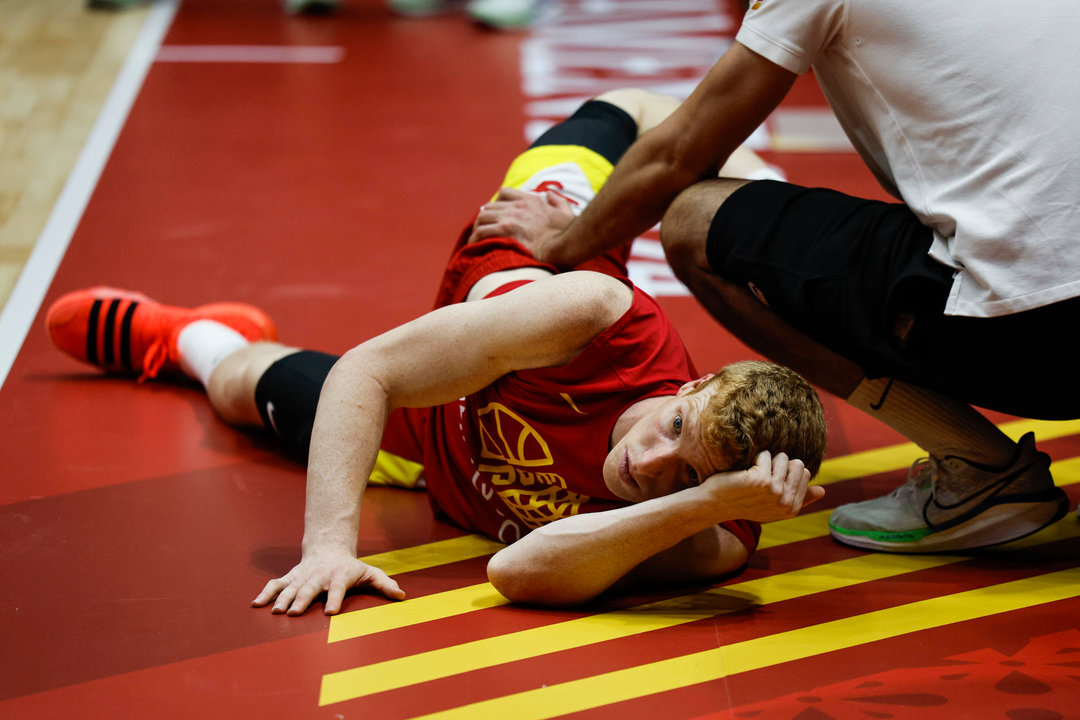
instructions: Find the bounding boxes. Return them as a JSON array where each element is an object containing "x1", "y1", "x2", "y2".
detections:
[{"x1": 602, "y1": 377, "x2": 728, "y2": 502}]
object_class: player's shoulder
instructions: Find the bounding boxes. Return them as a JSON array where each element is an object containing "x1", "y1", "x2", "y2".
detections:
[
  {"x1": 478, "y1": 270, "x2": 636, "y2": 336},
  {"x1": 541, "y1": 270, "x2": 635, "y2": 315},
  {"x1": 541, "y1": 269, "x2": 632, "y2": 294},
  {"x1": 483, "y1": 270, "x2": 633, "y2": 335}
]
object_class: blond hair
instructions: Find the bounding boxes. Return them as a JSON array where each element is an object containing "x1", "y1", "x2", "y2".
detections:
[{"x1": 695, "y1": 360, "x2": 827, "y2": 476}]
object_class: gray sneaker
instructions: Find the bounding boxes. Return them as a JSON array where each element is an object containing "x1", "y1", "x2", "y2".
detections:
[{"x1": 829, "y1": 432, "x2": 1068, "y2": 552}]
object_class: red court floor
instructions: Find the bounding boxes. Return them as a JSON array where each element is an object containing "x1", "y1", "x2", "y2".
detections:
[{"x1": 2, "y1": 1, "x2": 1079, "y2": 718}]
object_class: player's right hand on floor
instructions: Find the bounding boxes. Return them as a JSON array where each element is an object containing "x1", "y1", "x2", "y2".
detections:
[{"x1": 251, "y1": 544, "x2": 405, "y2": 616}]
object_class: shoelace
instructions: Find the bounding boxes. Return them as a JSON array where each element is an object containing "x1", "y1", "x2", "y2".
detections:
[
  {"x1": 892, "y1": 456, "x2": 935, "y2": 498},
  {"x1": 138, "y1": 339, "x2": 170, "y2": 382}
]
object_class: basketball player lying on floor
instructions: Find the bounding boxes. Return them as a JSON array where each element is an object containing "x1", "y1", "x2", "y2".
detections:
[{"x1": 46, "y1": 89, "x2": 827, "y2": 614}]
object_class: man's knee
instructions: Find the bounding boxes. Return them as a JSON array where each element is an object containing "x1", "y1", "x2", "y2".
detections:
[{"x1": 660, "y1": 178, "x2": 749, "y2": 276}]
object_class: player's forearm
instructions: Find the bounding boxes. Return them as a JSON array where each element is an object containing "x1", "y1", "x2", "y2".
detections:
[
  {"x1": 555, "y1": 128, "x2": 708, "y2": 267},
  {"x1": 301, "y1": 352, "x2": 390, "y2": 553},
  {"x1": 486, "y1": 484, "x2": 742, "y2": 606},
  {"x1": 549, "y1": 44, "x2": 795, "y2": 269}
]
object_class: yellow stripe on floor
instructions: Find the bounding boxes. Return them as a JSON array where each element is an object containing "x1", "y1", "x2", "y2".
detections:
[
  {"x1": 757, "y1": 510, "x2": 832, "y2": 549},
  {"x1": 329, "y1": 582, "x2": 508, "y2": 642},
  {"x1": 417, "y1": 567, "x2": 1080, "y2": 720},
  {"x1": 320, "y1": 532, "x2": 1080, "y2": 707},
  {"x1": 359, "y1": 534, "x2": 503, "y2": 576},
  {"x1": 327, "y1": 535, "x2": 505, "y2": 642}
]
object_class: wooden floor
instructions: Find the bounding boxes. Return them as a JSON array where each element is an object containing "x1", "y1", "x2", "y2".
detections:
[
  {"x1": 3, "y1": 2, "x2": 1079, "y2": 718},
  {"x1": 0, "y1": 0, "x2": 148, "y2": 312}
]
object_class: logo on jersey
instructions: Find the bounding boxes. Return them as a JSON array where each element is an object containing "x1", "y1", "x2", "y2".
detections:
[
  {"x1": 474, "y1": 402, "x2": 588, "y2": 529},
  {"x1": 532, "y1": 180, "x2": 580, "y2": 206}
]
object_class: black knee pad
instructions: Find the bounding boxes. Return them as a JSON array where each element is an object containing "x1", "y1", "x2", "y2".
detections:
[{"x1": 254, "y1": 350, "x2": 339, "y2": 459}]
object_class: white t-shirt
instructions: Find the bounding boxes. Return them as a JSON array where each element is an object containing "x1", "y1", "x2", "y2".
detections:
[{"x1": 737, "y1": 0, "x2": 1080, "y2": 317}]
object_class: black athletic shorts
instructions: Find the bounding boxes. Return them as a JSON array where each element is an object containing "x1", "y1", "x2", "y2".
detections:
[{"x1": 706, "y1": 180, "x2": 1080, "y2": 420}]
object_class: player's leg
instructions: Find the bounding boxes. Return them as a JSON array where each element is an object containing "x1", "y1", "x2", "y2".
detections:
[
  {"x1": 205, "y1": 342, "x2": 301, "y2": 426},
  {"x1": 444, "y1": 93, "x2": 649, "y2": 306},
  {"x1": 45, "y1": 286, "x2": 276, "y2": 383},
  {"x1": 202, "y1": 340, "x2": 425, "y2": 485},
  {"x1": 46, "y1": 286, "x2": 296, "y2": 427},
  {"x1": 45, "y1": 286, "x2": 424, "y2": 482},
  {"x1": 661, "y1": 179, "x2": 1067, "y2": 553}
]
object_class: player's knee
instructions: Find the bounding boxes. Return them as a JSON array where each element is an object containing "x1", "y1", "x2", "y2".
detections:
[
  {"x1": 661, "y1": 178, "x2": 748, "y2": 279},
  {"x1": 207, "y1": 343, "x2": 291, "y2": 425},
  {"x1": 661, "y1": 181, "x2": 723, "y2": 275}
]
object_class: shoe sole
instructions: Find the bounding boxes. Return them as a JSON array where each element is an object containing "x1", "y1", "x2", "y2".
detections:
[{"x1": 829, "y1": 489, "x2": 1070, "y2": 553}]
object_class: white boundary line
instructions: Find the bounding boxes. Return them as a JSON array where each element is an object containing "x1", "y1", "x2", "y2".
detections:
[{"x1": 0, "y1": 0, "x2": 179, "y2": 390}]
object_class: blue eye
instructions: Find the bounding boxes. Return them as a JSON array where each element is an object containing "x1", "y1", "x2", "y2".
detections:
[{"x1": 673, "y1": 415, "x2": 682, "y2": 433}]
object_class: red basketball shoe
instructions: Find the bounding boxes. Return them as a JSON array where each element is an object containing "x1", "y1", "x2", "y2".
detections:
[{"x1": 45, "y1": 287, "x2": 277, "y2": 379}]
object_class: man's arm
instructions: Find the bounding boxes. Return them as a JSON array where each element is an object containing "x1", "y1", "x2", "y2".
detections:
[
  {"x1": 253, "y1": 271, "x2": 633, "y2": 615},
  {"x1": 487, "y1": 450, "x2": 822, "y2": 606},
  {"x1": 472, "y1": 45, "x2": 797, "y2": 267}
]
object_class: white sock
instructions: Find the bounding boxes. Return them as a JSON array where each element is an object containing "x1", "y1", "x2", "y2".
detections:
[
  {"x1": 846, "y1": 377, "x2": 1017, "y2": 464},
  {"x1": 176, "y1": 320, "x2": 249, "y2": 388}
]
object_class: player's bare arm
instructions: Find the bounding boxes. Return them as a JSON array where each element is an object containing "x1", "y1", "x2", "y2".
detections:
[
  {"x1": 253, "y1": 271, "x2": 633, "y2": 615},
  {"x1": 488, "y1": 450, "x2": 822, "y2": 606}
]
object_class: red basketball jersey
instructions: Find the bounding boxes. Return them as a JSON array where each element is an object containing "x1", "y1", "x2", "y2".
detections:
[{"x1": 390, "y1": 284, "x2": 756, "y2": 554}]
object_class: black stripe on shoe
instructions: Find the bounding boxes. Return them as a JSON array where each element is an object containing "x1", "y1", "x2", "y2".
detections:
[
  {"x1": 103, "y1": 299, "x2": 120, "y2": 367},
  {"x1": 86, "y1": 299, "x2": 103, "y2": 366},
  {"x1": 120, "y1": 301, "x2": 138, "y2": 372}
]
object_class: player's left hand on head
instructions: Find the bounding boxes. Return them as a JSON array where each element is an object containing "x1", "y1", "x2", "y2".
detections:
[
  {"x1": 251, "y1": 545, "x2": 405, "y2": 616},
  {"x1": 702, "y1": 450, "x2": 824, "y2": 523}
]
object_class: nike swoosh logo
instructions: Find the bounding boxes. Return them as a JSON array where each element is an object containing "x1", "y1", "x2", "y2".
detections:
[
  {"x1": 265, "y1": 400, "x2": 281, "y2": 437},
  {"x1": 922, "y1": 463, "x2": 1033, "y2": 527}
]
